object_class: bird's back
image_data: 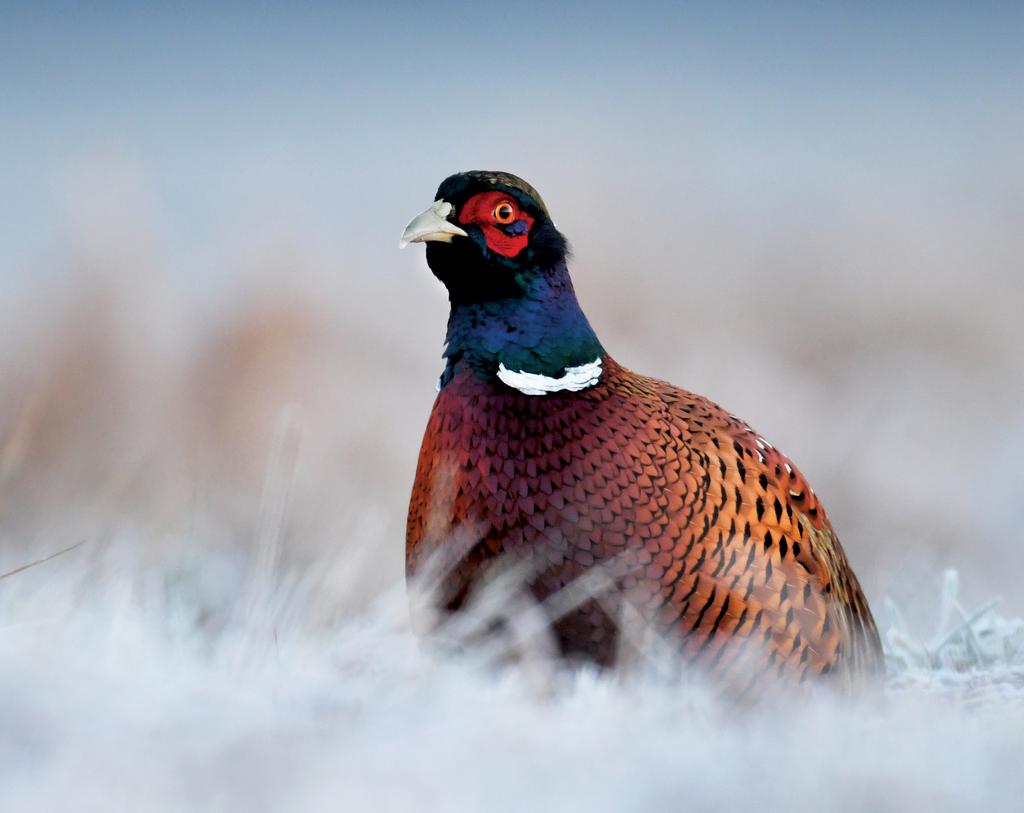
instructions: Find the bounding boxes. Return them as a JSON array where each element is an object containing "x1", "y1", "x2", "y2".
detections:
[{"x1": 407, "y1": 356, "x2": 883, "y2": 694}]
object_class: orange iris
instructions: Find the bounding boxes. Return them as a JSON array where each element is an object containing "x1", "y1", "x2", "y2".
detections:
[{"x1": 493, "y1": 201, "x2": 516, "y2": 224}]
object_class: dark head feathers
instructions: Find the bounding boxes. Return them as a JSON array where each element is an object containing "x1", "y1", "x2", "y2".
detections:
[{"x1": 436, "y1": 171, "x2": 550, "y2": 219}]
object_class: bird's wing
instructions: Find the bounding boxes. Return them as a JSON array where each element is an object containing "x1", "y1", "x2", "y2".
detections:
[{"x1": 645, "y1": 380, "x2": 884, "y2": 691}]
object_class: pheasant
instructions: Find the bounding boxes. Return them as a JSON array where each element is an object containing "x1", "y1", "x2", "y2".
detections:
[{"x1": 402, "y1": 171, "x2": 883, "y2": 694}]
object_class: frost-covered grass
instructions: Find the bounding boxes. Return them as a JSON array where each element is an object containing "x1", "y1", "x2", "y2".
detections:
[
  {"x1": 1, "y1": 533, "x2": 1022, "y2": 812},
  {"x1": 885, "y1": 570, "x2": 1024, "y2": 708}
]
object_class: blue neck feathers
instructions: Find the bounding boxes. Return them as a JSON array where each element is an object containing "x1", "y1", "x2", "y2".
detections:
[{"x1": 442, "y1": 261, "x2": 604, "y2": 383}]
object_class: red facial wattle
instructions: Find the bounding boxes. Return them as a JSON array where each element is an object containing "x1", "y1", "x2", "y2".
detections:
[{"x1": 457, "y1": 191, "x2": 535, "y2": 258}]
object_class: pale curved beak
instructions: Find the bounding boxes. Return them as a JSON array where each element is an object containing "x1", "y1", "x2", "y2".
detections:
[{"x1": 400, "y1": 200, "x2": 468, "y2": 248}]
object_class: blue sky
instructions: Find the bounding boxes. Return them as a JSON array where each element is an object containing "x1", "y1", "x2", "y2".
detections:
[{"x1": 1, "y1": 2, "x2": 1021, "y2": 288}]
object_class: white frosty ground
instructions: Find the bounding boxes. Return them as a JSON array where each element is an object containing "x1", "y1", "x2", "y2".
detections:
[{"x1": 1, "y1": 537, "x2": 1022, "y2": 813}]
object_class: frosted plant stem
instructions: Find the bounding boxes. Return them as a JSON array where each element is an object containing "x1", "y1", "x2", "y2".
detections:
[
  {"x1": 0, "y1": 539, "x2": 87, "y2": 582},
  {"x1": 932, "y1": 599, "x2": 1002, "y2": 655},
  {"x1": 238, "y1": 404, "x2": 304, "y2": 625},
  {"x1": 953, "y1": 602, "x2": 988, "y2": 668}
]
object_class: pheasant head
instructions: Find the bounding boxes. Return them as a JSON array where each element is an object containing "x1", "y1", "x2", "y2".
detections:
[{"x1": 402, "y1": 171, "x2": 603, "y2": 389}]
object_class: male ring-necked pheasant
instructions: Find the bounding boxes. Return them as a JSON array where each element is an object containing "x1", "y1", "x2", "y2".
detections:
[{"x1": 402, "y1": 171, "x2": 882, "y2": 694}]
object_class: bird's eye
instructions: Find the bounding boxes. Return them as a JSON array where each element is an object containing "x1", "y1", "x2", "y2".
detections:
[{"x1": 493, "y1": 201, "x2": 516, "y2": 224}]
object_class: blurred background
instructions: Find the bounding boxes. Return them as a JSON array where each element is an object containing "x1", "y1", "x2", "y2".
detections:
[{"x1": 1, "y1": 1, "x2": 1022, "y2": 623}]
